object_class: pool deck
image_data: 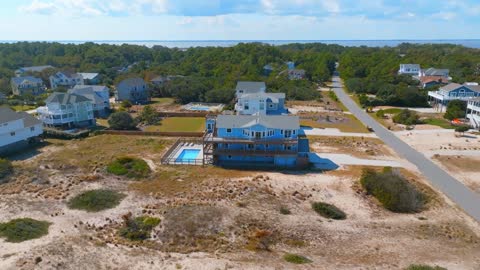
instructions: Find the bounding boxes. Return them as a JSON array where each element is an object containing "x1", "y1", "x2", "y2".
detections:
[{"x1": 166, "y1": 143, "x2": 204, "y2": 165}]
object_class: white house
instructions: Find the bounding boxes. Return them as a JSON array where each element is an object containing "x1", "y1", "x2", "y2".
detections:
[
  {"x1": 235, "y1": 81, "x2": 266, "y2": 99},
  {"x1": 115, "y1": 78, "x2": 149, "y2": 104},
  {"x1": 68, "y1": 85, "x2": 110, "y2": 117},
  {"x1": 399, "y1": 64, "x2": 420, "y2": 75},
  {"x1": 37, "y1": 92, "x2": 95, "y2": 128},
  {"x1": 49, "y1": 71, "x2": 84, "y2": 89},
  {"x1": 15, "y1": 65, "x2": 54, "y2": 77},
  {"x1": 467, "y1": 98, "x2": 480, "y2": 130},
  {"x1": 419, "y1": 68, "x2": 450, "y2": 78},
  {"x1": 236, "y1": 92, "x2": 287, "y2": 115},
  {"x1": 0, "y1": 107, "x2": 43, "y2": 154}
]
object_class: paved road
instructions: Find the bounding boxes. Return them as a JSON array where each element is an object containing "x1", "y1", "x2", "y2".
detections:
[{"x1": 331, "y1": 76, "x2": 480, "y2": 222}]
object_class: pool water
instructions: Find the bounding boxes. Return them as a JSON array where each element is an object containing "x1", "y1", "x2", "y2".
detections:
[
  {"x1": 190, "y1": 106, "x2": 210, "y2": 111},
  {"x1": 176, "y1": 149, "x2": 201, "y2": 163}
]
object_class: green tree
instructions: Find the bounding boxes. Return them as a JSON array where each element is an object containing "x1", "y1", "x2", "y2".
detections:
[
  {"x1": 121, "y1": 100, "x2": 132, "y2": 109},
  {"x1": 108, "y1": 112, "x2": 136, "y2": 130},
  {"x1": 138, "y1": 105, "x2": 160, "y2": 125},
  {"x1": 444, "y1": 100, "x2": 467, "y2": 120},
  {"x1": 393, "y1": 109, "x2": 420, "y2": 125}
]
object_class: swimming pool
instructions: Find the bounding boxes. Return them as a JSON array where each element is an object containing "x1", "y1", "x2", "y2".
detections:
[
  {"x1": 176, "y1": 149, "x2": 201, "y2": 163},
  {"x1": 189, "y1": 106, "x2": 210, "y2": 111}
]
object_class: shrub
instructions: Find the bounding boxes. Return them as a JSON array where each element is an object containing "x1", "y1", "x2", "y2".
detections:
[
  {"x1": 139, "y1": 105, "x2": 160, "y2": 125},
  {"x1": 311, "y1": 202, "x2": 347, "y2": 220},
  {"x1": 406, "y1": 264, "x2": 447, "y2": 270},
  {"x1": 393, "y1": 109, "x2": 420, "y2": 125},
  {"x1": 279, "y1": 206, "x2": 291, "y2": 215},
  {"x1": 0, "y1": 218, "x2": 50, "y2": 243},
  {"x1": 0, "y1": 158, "x2": 13, "y2": 180},
  {"x1": 444, "y1": 99, "x2": 466, "y2": 120},
  {"x1": 108, "y1": 112, "x2": 136, "y2": 130},
  {"x1": 283, "y1": 254, "x2": 312, "y2": 264},
  {"x1": 454, "y1": 125, "x2": 469, "y2": 134},
  {"x1": 107, "y1": 156, "x2": 151, "y2": 179},
  {"x1": 376, "y1": 109, "x2": 385, "y2": 118},
  {"x1": 360, "y1": 168, "x2": 425, "y2": 213},
  {"x1": 119, "y1": 214, "x2": 160, "y2": 241},
  {"x1": 68, "y1": 189, "x2": 125, "y2": 212}
]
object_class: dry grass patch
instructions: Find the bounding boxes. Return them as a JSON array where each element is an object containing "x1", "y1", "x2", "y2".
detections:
[
  {"x1": 130, "y1": 166, "x2": 251, "y2": 196},
  {"x1": 309, "y1": 137, "x2": 391, "y2": 158},
  {"x1": 300, "y1": 113, "x2": 368, "y2": 133},
  {"x1": 433, "y1": 155, "x2": 480, "y2": 172},
  {"x1": 43, "y1": 135, "x2": 168, "y2": 171}
]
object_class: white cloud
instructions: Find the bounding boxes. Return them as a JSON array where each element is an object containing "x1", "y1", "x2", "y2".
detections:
[
  {"x1": 19, "y1": 0, "x2": 57, "y2": 14},
  {"x1": 432, "y1": 12, "x2": 457, "y2": 21}
]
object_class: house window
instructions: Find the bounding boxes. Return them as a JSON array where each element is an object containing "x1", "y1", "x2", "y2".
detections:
[
  {"x1": 248, "y1": 144, "x2": 254, "y2": 149},
  {"x1": 10, "y1": 132, "x2": 15, "y2": 136},
  {"x1": 266, "y1": 144, "x2": 269, "y2": 149},
  {"x1": 280, "y1": 130, "x2": 283, "y2": 135},
  {"x1": 262, "y1": 132, "x2": 265, "y2": 137},
  {"x1": 269, "y1": 104, "x2": 274, "y2": 108},
  {"x1": 228, "y1": 155, "x2": 232, "y2": 159},
  {"x1": 30, "y1": 127, "x2": 35, "y2": 131},
  {"x1": 293, "y1": 130, "x2": 296, "y2": 135},
  {"x1": 225, "y1": 144, "x2": 229, "y2": 149},
  {"x1": 226, "y1": 128, "x2": 232, "y2": 133}
]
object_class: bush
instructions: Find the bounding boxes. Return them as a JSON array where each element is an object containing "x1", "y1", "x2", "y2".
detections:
[
  {"x1": 107, "y1": 156, "x2": 151, "y2": 179},
  {"x1": 360, "y1": 168, "x2": 425, "y2": 213},
  {"x1": 0, "y1": 158, "x2": 13, "y2": 180},
  {"x1": 138, "y1": 105, "x2": 160, "y2": 125},
  {"x1": 454, "y1": 125, "x2": 469, "y2": 134},
  {"x1": 119, "y1": 214, "x2": 160, "y2": 241},
  {"x1": 376, "y1": 109, "x2": 385, "y2": 118},
  {"x1": 311, "y1": 202, "x2": 346, "y2": 220},
  {"x1": 393, "y1": 109, "x2": 420, "y2": 125},
  {"x1": 108, "y1": 112, "x2": 137, "y2": 130},
  {"x1": 444, "y1": 100, "x2": 466, "y2": 120},
  {"x1": 406, "y1": 264, "x2": 447, "y2": 270},
  {"x1": 0, "y1": 218, "x2": 50, "y2": 243},
  {"x1": 283, "y1": 254, "x2": 312, "y2": 264},
  {"x1": 68, "y1": 189, "x2": 125, "y2": 212},
  {"x1": 279, "y1": 206, "x2": 291, "y2": 215}
]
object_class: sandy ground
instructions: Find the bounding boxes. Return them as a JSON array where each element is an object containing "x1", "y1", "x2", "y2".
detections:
[
  {"x1": 303, "y1": 128, "x2": 377, "y2": 138},
  {"x1": 1, "y1": 136, "x2": 480, "y2": 269},
  {"x1": 395, "y1": 129, "x2": 480, "y2": 194}
]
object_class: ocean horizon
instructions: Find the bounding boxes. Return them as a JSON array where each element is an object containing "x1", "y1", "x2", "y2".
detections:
[{"x1": 2, "y1": 39, "x2": 480, "y2": 49}]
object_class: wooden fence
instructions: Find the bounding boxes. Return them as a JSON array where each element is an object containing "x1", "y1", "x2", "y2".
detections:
[{"x1": 97, "y1": 130, "x2": 204, "y2": 137}]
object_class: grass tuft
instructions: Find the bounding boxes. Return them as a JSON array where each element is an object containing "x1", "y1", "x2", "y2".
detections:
[
  {"x1": 0, "y1": 158, "x2": 13, "y2": 180},
  {"x1": 406, "y1": 264, "x2": 447, "y2": 270},
  {"x1": 0, "y1": 218, "x2": 50, "y2": 243},
  {"x1": 68, "y1": 189, "x2": 125, "y2": 212},
  {"x1": 107, "y1": 156, "x2": 151, "y2": 179},
  {"x1": 283, "y1": 253, "x2": 312, "y2": 264},
  {"x1": 311, "y1": 202, "x2": 347, "y2": 220},
  {"x1": 119, "y1": 214, "x2": 161, "y2": 241}
]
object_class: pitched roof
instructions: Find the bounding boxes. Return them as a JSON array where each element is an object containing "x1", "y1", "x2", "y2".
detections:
[
  {"x1": 0, "y1": 107, "x2": 41, "y2": 127},
  {"x1": 116, "y1": 78, "x2": 146, "y2": 88},
  {"x1": 68, "y1": 88, "x2": 104, "y2": 104},
  {"x1": 11, "y1": 76, "x2": 43, "y2": 86},
  {"x1": 216, "y1": 115, "x2": 299, "y2": 130},
  {"x1": 16, "y1": 65, "x2": 54, "y2": 73},
  {"x1": 420, "y1": 76, "x2": 449, "y2": 84},
  {"x1": 78, "y1": 73, "x2": 100, "y2": 80},
  {"x1": 45, "y1": 92, "x2": 91, "y2": 105},
  {"x1": 239, "y1": 92, "x2": 285, "y2": 102},
  {"x1": 440, "y1": 83, "x2": 480, "y2": 93},
  {"x1": 72, "y1": 85, "x2": 109, "y2": 92},
  {"x1": 400, "y1": 64, "x2": 420, "y2": 69},
  {"x1": 423, "y1": 68, "x2": 449, "y2": 76},
  {"x1": 235, "y1": 81, "x2": 266, "y2": 94}
]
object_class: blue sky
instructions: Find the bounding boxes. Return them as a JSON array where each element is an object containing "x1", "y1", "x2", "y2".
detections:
[{"x1": 1, "y1": 0, "x2": 479, "y2": 40}]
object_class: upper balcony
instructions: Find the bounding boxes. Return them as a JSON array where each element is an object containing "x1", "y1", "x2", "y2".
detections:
[
  {"x1": 428, "y1": 91, "x2": 479, "y2": 102},
  {"x1": 203, "y1": 132, "x2": 298, "y2": 145}
]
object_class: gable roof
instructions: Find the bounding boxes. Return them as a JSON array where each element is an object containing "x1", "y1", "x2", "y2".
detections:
[
  {"x1": 400, "y1": 64, "x2": 420, "y2": 69},
  {"x1": 45, "y1": 92, "x2": 91, "y2": 105},
  {"x1": 117, "y1": 78, "x2": 146, "y2": 88},
  {"x1": 440, "y1": 83, "x2": 480, "y2": 93},
  {"x1": 216, "y1": 115, "x2": 299, "y2": 130},
  {"x1": 72, "y1": 85, "x2": 109, "y2": 92},
  {"x1": 239, "y1": 92, "x2": 285, "y2": 102},
  {"x1": 16, "y1": 65, "x2": 54, "y2": 73},
  {"x1": 0, "y1": 107, "x2": 41, "y2": 127},
  {"x1": 68, "y1": 88, "x2": 104, "y2": 104},
  {"x1": 235, "y1": 81, "x2": 266, "y2": 94},
  {"x1": 11, "y1": 76, "x2": 44, "y2": 86},
  {"x1": 78, "y1": 73, "x2": 100, "y2": 80},
  {"x1": 423, "y1": 68, "x2": 449, "y2": 76},
  {"x1": 420, "y1": 76, "x2": 449, "y2": 84}
]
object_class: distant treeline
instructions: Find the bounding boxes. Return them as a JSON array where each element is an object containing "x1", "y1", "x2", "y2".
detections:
[{"x1": 2, "y1": 42, "x2": 480, "y2": 106}]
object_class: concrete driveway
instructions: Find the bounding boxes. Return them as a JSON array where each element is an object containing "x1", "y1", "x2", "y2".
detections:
[{"x1": 331, "y1": 75, "x2": 480, "y2": 222}]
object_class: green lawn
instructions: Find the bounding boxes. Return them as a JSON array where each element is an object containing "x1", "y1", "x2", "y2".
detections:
[
  {"x1": 145, "y1": 117, "x2": 205, "y2": 132},
  {"x1": 151, "y1": 97, "x2": 175, "y2": 105},
  {"x1": 422, "y1": 118, "x2": 456, "y2": 129}
]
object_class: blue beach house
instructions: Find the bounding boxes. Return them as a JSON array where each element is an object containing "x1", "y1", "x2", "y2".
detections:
[{"x1": 204, "y1": 115, "x2": 309, "y2": 168}]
